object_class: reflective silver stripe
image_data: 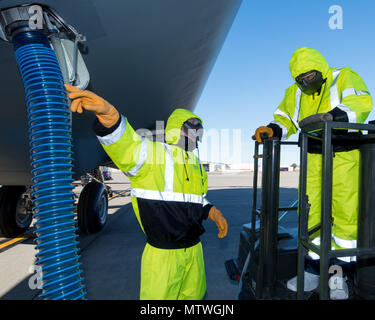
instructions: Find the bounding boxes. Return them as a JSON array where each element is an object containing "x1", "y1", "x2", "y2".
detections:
[
  {"x1": 129, "y1": 144, "x2": 204, "y2": 204},
  {"x1": 130, "y1": 188, "x2": 203, "y2": 204},
  {"x1": 333, "y1": 235, "x2": 357, "y2": 249},
  {"x1": 336, "y1": 104, "x2": 357, "y2": 123},
  {"x1": 336, "y1": 256, "x2": 356, "y2": 263},
  {"x1": 330, "y1": 69, "x2": 341, "y2": 109},
  {"x1": 308, "y1": 252, "x2": 320, "y2": 260},
  {"x1": 332, "y1": 250, "x2": 357, "y2": 262},
  {"x1": 333, "y1": 235, "x2": 357, "y2": 262},
  {"x1": 197, "y1": 154, "x2": 209, "y2": 204},
  {"x1": 97, "y1": 115, "x2": 126, "y2": 146},
  {"x1": 330, "y1": 69, "x2": 357, "y2": 131},
  {"x1": 274, "y1": 108, "x2": 289, "y2": 118},
  {"x1": 270, "y1": 121, "x2": 288, "y2": 140},
  {"x1": 123, "y1": 137, "x2": 148, "y2": 177},
  {"x1": 273, "y1": 108, "x2": 292, "y2": 138},
  {"x1": 341, "y1": 88, "x2": 370, "y2": 100},
  {"x1": 308, "y1": 238, "x2": 321, "y2": 260},
  {"x1": 307, "y1": 236, "x2": 357, "y2": 262},
  {"x1": 203, "y1": 193, "x2": 211, "y2": 206},
  {"x1": 292, "y1": 88, "x2": 302, "y2": 129},
  {"x1": 163, "y1": 144, "x2": 174, "y2": 193}
]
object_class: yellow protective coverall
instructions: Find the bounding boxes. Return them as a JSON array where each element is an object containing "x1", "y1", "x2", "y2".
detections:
[
  {"x1": 94, "y1": 108, "x2": 213, "y2": 299},
  {"x1": 268, "y1": 47, "x2": 372, "y2": 262}
]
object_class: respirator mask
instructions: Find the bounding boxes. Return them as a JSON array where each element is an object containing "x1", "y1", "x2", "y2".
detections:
[
  {"x1": 295, "y1": 70, "x2": 326, "y2": 95},
  {"x1": 178, "y1": 118, "x2": 204, "y2": 151}
]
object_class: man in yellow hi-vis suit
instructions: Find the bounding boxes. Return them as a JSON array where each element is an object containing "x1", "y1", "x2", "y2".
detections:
[
  {"x1": 254, "y1": 47, "x2": 372, "y2": 298},
  {"x1": 65, "y1": 84, "x2": 228, "y2": 300}
]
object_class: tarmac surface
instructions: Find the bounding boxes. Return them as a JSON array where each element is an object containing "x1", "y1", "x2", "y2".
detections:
[{"x1": 0, "y1": 170, "x2": 299, "y2": 300}]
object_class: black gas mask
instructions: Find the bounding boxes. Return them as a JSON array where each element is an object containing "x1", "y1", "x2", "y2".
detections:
[
  {"x1": 177, "y1": 118, "x2": 204, "y2": 151},
  {"x1": 295, "y1": 70, "x2": 326, "y2": 95}
]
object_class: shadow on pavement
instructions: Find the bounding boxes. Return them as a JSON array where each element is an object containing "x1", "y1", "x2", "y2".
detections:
[{"x1": 1, "y1": 187, "x2": 298, "y2": 300}]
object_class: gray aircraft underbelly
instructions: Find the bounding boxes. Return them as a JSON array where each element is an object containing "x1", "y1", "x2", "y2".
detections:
[{"x1": 0, "y1": 0, "x2": 242, "y2": 185}]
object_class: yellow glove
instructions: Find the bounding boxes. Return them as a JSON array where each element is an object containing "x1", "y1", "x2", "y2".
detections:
[
  {"x1": 65, "y1": 84, "x2": 120, "y2": 128},
  {"x1": 254, "y1": 126, "x2": 273, "y2": 143},
  {"x1": 208, "y1": 207, "x2": 228, "y2": 238}
]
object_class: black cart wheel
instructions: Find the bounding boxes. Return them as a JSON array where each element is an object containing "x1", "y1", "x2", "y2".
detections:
[
  {"x1": 0, "y1": 186, "x2": 32, "y2": 238},
  {"x1": 77, "y1": 181, "x2": 108, "y2": 234}
]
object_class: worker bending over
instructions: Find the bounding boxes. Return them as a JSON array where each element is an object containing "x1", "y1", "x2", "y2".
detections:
[{"x1": 254, "y1": 47, "x2": 372, "y2": 299}]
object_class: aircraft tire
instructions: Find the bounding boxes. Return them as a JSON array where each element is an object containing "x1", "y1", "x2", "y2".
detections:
[
  {"x1": 77, "y1": 181, "x2": 108, "y2": 234},
  {"x1": 0, "y1": 186, "x2": 32, "y2": 238}
]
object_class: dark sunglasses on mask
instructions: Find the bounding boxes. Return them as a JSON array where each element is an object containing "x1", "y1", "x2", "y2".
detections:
[
  {"x1": 182, "y1": 118, "x2": 204, "y2": 141},
  {"x1": 295, "y1": 70, "x2": 318, "y2": 85},
  {"x1": 183, "y1": 118, "x2": 203, "y2": 131},
  {"x1": 295, "y1": 70, "x2": 326, "y2": 95}
]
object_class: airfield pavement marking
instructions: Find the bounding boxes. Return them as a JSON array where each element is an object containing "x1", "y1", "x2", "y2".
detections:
[
  {"x1": 108, "y1": 189, "x2": 129, "y2": 200},
  {"x1": 0, "y1": 232, "x2": 34, "y2": 253}
]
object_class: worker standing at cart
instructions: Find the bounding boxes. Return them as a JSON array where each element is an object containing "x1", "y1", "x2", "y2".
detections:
[
  {"x1": 65, "y1": 84, "x2": 228, "y2": 300},
  {"x1": 253, "y1": 47, "x2": 372, "y2": 298}
]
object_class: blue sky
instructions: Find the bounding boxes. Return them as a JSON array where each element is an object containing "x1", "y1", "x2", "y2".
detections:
[{"x1": 195, "y1": 0, "x2": 375, "y2": 166}]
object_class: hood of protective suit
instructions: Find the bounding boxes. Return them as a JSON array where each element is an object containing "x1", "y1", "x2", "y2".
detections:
[
  {"x1": 165, "y1": 108, "x2": 203, "y2": 145},
  {"x1": 289, "y1": 47, "x2": 330, "y2": 80}
]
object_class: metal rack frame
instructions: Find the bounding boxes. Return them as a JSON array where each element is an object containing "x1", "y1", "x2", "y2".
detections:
[
  {"x1": 251, "y1": 138, "x2": 298, "y2": 299},
  {"x1": 297, "y1": 121, "x2": 375, "y2": 300}
]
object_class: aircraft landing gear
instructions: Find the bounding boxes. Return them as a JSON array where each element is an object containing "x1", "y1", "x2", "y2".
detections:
[
  {"x1": 0, "y1": 186, "x2": 33, "y2": 238},
  {"x1": 77, "y1": 181, "x2": 108, "y2": 234}
]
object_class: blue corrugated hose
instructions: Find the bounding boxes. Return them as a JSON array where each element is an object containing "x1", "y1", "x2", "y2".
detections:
[{"x1": 12, "y1": 31, "x2": 86, "y2": 300}]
